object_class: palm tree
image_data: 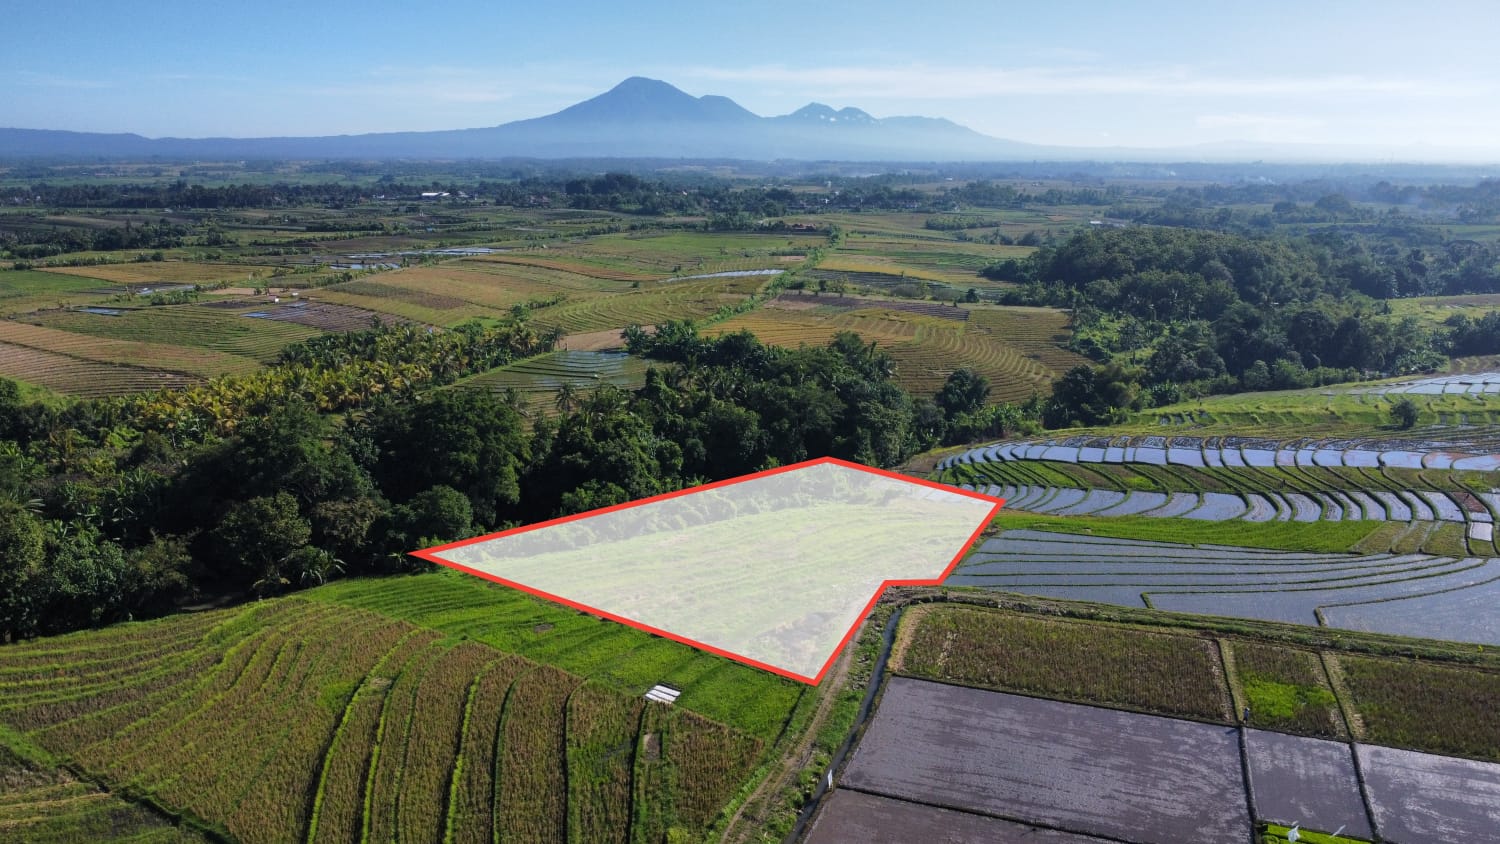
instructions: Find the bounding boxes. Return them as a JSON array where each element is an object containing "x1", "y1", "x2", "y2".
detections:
[{"x1": 555, "y1": 383, "x2": 580, "y2": 415}]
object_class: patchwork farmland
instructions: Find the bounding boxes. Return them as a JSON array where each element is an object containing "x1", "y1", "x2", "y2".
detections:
[
  {"x1": 806, "y1": 603, "x2": 1500, "y2": 843},
  {"x1": 7, "y1": 178, "x2": 1500, "y2": 844}
]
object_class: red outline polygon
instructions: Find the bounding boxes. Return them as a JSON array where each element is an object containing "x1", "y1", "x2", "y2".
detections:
[{"x1": 411, "y1": 456, "x2": 1003, "y2": 686}]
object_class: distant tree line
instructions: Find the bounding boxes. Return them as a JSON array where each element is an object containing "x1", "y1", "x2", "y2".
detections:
[
  {"x1": 985, "y1": 227, "x2": 1500, "y2": 403},
  {"x1": 2, "y1": 217, "x2": 190, "y2": 258}
]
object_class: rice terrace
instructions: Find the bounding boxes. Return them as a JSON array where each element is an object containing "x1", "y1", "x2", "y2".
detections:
[{"x1": 6, "y1": 7, "x2": 1500, "y2": 842}]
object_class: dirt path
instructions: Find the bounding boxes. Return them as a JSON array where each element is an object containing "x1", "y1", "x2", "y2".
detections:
[
  {"x1": 719, "y1": 618, "x2": 865, "y2": 843},
  {"x1": 886, "y1": 603, "x2": 932, "y2": 673}
]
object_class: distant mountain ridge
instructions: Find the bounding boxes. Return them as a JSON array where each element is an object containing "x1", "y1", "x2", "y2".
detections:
[
  {"x1": 8, "y1": 77, "x2": 1491, "y2": 163},
  {"x1": 0, "y1": 76, "x2": 1039, "y2": 161}
]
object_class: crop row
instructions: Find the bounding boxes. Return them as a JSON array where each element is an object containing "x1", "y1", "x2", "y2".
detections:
[
  {"x1": 445, "y1": 656, "x2": 529, "y2": 844},
  {"x1": 0, "y1": 319, "x2": 261, "y2": 379},
  {"x1": 0, "y1": 339, "x2": 199, "y2": 396},
  {"x1": 304, "y1": 574, "x2": 803, "y2": 741},
  {"x1": 536, "y1": 277, "x2": 766, "y2": 335},
  {"x1": 459, "y1": 350, "x2": 651, "y2": 408},
  {"x1": 305, "y1": 629, "x2": 445, "y2": 843},
  {"x1": 711, "y1": 306, "x2": 1062, "y2": 403},
  {"x1": 463, "y1": 252, "x2": 659, "y2": 282},
  {"x1": 33, "y1": 303, "x2": 320, "y2": 363},
  {"x1": 0, "y1": 592, "x2": 773, "y2": 842}
]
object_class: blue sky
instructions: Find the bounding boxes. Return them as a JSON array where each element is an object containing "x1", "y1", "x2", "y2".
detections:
[{"x1": 6, "y1": 0, "x2": 1498, "y2": 156}]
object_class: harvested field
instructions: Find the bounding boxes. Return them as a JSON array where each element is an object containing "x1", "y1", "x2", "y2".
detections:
[
  {"x1": 840, "y1": 678, "x2": 1250, "y2": 844},
  {"x1": 535, "y1": 276, "x2": 765, "y2": 335},
  {"x1": 1358, "y1": 744, "x2": 1500, "y2": 842},
  {"x1": 806, "y1": 789, "x2": 1111, "y2": 844},
  {"x1": 966, "y1": 306, "x2": 1092, "y2": 373},
  {"x1": 556, "y1": 328, "x2": 628, "y2": 351},
  {"x1": 770, "y1": 291, "x2": 969, "y2": 321},
  {"x1": 30, "y1": 304, "x2": 321, "y2": 363},
  {"x1": 0, "y1": 340, "x2": 198, "y2": 396},
  {"x1": 0, "y1": 319, "x2": 260, "y2": 379},
  {"x1": 38, "y1": 262, "x2": 267, "y2": 285},
  {"x1": 710, "y1": 305, "x2": 1063, "y2": 403},
  {"x1": 323, "y1": 280, "x2": 470, "y2": 310},
  {"x1": 464, "y1": 252, "x2": 658, "y2": 281},
  {"x1": 1244, "y1": 730, "x2": 1372, "y2": 839},
  {"x1": 560, "y1": 231, "x2": 822, "y2": 274}
]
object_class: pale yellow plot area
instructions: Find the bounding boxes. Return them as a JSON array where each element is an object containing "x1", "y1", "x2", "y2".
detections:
[{"x1": 424, "y1": 461, "x2": 999, "y2": 682}]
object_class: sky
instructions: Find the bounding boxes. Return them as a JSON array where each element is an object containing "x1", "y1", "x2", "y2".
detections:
[{"x1": 6, "y1": 0, "x2": 1499, "y2": 157}]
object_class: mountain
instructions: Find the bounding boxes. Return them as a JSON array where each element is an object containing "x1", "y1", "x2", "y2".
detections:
[{"x1": 0, "y1": 77, "x2": 1041, "y2": 162}]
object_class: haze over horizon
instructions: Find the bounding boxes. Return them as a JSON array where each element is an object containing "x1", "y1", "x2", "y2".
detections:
[{"x1": 7, "y1": 0, "x2": 1500, "y2": 160}]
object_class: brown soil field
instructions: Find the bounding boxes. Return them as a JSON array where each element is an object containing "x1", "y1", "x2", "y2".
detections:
[
  {"x1": 1245, "y1": 730, "x2": 1372, "y2": 839},
  {"x1": 806, "y1": 790, "x2": 1110, "y2": 844},
  {"x1": 841, "y1": 678, "x2": 1249, "y2": 844}
]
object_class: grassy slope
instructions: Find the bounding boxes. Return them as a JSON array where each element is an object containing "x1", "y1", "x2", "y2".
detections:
[{"x1": 304, "y1": 570, "x2": 804, "y2": 742}]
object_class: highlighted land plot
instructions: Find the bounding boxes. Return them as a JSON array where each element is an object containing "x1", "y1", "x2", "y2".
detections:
[{"x1": 414, "y1": 458, "x2": 1002, "y2": 684}]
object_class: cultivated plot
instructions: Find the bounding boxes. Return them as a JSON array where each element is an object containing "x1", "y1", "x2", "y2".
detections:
[
  {"x1": 1245, "y1": 730, "x2": 1373, "y2": 839},
  {"x1": 1358, "y1": 744, "x2": 1500, "y2": 843},
  {"x1": 839, "y1": 678, "x2": 1250, "y2": 844},
  {"x1": 806, "y1": 790, "x2": 1111, "y2": 844},
  {"x1": 948, "y1": 530, "x2": 1500, "y2": 646},
  {"x1": 418, "y1": 459, "x2": 1000, "y2": 683}
]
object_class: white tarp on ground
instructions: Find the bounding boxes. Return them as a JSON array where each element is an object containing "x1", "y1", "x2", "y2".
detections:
[{"x1": 418, "y1": 459, "x2": 1000, "y2": 683}]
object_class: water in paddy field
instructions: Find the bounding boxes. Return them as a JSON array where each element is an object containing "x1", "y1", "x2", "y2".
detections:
[
  {"x1": 473, "y1": 350, "x2": 650, "y2": 397},
  {"x1": 666, "y1": 269, "x2": 785, "y2": 281},
  {"x1": 532, "y1": 350, "x2": 645, "y2": 387}
]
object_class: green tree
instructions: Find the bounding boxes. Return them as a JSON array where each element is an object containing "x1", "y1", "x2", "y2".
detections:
[
  {"x1": 0, "y1": 501, "x2": 46, "y2": 640},
  {"x1": 34, "y1": 526, "x2": 131, "y2": 634},
  {"x1": 210, "y1": 492, "x2": 312, "y2": 586},
  {"x1": 368, "y1": 390, "x2": 529, "y2": 528},
  {"x1": 935, "y1": 368, "x2": 991, "y2": 418},
  {"x1": 1043, "y1": 364, "x2": 1140, "y2": 428},
  {"x1": 1390, "y1": 397, "x2": 1420, "y2": 429},
  {"x1": 124, "y1": 535, "x2": 194, "y2": 617}
]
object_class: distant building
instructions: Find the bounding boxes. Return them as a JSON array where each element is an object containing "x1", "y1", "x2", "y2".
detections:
[{"x1": 419, "y1": 191, "x2": 449, "y2": 199}]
